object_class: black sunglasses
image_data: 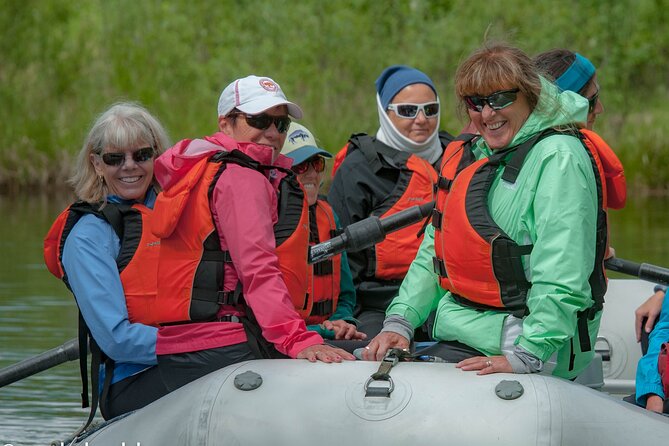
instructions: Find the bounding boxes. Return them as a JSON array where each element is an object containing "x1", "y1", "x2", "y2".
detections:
[
  {"x1": 233, "y1": 112, "x2": 291, "y2": 134},
  {"x1": 101, "y1": 147, "x2": 155, "y2": 167},
  {"x1": 464, "y1": 88, "x2": 520, "y2": 112},
  {"x1": 587, "y1": 89, "x2": 600, "y2": 114},
  {"x1": 292, "y1": 156, "x2": 326, "y2": 174}
]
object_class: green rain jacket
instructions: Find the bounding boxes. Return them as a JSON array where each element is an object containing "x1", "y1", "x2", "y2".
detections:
[{"x1": 386, "y1": 79, "x2": 600, "y2": 379}]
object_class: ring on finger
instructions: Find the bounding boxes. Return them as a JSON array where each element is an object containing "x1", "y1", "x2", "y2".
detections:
[{"x1": 485, "y1": 360, "x2": 493, "y2": 367}]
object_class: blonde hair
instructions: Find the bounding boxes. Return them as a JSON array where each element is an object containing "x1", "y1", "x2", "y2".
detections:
[
  {"x1": 69, "y1": 102, "x2": 170, "y2": 203},
  {"x1": 455, "y1": 42, "x2": 542, "y2": 118}
]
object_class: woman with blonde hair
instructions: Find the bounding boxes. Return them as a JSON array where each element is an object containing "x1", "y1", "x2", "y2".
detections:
[{"x1": 45, "y1": 102, "x2": 173, "y2": 422}]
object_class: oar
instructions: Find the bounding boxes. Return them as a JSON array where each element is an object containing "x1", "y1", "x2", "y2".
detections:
[
  {"x1": 0, "y1": 337, "x2": 79, "y2": 388},
  {"x1": 604, "y1": 257, "x2": 669, "y2": 286}
]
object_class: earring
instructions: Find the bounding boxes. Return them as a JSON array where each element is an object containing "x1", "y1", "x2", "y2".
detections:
[{"x1": 98, "y1": 175, "x2": 104, "y2": 184}]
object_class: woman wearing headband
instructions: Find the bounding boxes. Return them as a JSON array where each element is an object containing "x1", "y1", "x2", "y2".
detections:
[
  {"x1": 328, "y1": 65, "x2": 453, "y2": 339},
  {"x1": 534, "y1": 50, "x2": 603, "y2": 130}
]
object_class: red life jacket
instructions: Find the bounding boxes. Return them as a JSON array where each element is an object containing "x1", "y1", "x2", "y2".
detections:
[
  {"x1": 306, "y1": 200, "x2": 342, "y2": 325},
  {"x1": 151, "y1": 150, "x2": 311, "y2": 324},
  {"x1": 333, "y1": 134, "x2": 440, "y2": 280},
  {"x1": 432, "y1": 128, "x2": 626, "y2": 318},
  {"x1": 44, "y1": 200, "x2": 160, "y2": 325}
]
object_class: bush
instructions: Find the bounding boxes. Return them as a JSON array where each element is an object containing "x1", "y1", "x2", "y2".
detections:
[{"x1": 1, "y1": 0, "x2": 668, "y2": 192}]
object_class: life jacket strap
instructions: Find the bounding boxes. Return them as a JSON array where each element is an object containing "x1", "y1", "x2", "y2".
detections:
[
  {"x1": 200, "y1": 250, "x2": 232, "y2": 263},
  {"x1": 310, "y1": 300, "x2": 334, "y2": 316},
  {"x1": 576, "y1": 309, "x2": 597, "y2": 353},
  {"x1": 433, "y1": 256, "x2": 447, "y2": 277},
  {"x1": 313, "y1": 259, "x2": 334, "y2": 276},
  {"x1": 431, "y1": 208, "x2": 443, "y2": 229},
  {"x1": 436, "y1": 176, "x2": 453, "y2": 192}
]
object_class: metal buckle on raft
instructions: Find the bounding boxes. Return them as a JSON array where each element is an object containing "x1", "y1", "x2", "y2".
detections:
[
  {"x1": 364, "y1": 375, "x2": 394, "y2": 398},
  {"x1": 363, "y1": 348, "x2": 409, "y2": 398}
]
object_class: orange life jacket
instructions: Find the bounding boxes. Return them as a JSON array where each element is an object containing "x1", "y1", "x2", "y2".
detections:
[
  {"x1": 306, "y1": 200, "x2": 342, "y2": 325},
  {"x1": 44, "y1": 201, "x2": 160, "y2": 325},
  {"x1": 151, "y1": 150, "x2": 311, "y2": 324},
  {"x1": 44, "y1": 199, "x2": 160, "y2": 421},
  {"x1": 333, "y1": 134, "x2": 440, "y2": 280},
  {"x1": 432, "y1": 128, "x2": 625, "y2": 318}
]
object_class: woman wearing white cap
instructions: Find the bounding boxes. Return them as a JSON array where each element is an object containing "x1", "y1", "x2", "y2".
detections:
[
  {"x1": 328, "y1": 65, "x2": 453, "y2": 339},
  {"x1": 148, "y1": 76, "x2": 353, "y2": 392},
  {"x1": 281, "y1": 122, "x2": 367, "y2": 345}
]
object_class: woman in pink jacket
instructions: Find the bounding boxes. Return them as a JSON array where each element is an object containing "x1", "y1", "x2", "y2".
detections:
[{"x1": 150, "y1": 76, "x2": 353, "y2": 386}]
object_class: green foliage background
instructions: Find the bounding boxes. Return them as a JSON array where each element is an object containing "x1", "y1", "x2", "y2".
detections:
[{"x1": 2, "y1": 0, "x2": 669, "y2": 193}]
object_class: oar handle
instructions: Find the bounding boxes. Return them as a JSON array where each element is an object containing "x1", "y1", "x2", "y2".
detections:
[
  {"x1": 309, "y1": 201, "x2": 434, "y2": 264},
  {"x1": 604, "y1": 258, "x2": 669, "y2": 286},
  {"x1": 0, "y1": 337, "x2": 79, "y2": 388}
]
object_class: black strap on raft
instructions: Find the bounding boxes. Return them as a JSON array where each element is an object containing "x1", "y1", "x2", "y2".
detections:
[
  {"x1": 364, "y1": 348, "x2": 445, "y2": 397},
  {"x1": 365, "y1": 348, "x2": 406, "y2": 397}
]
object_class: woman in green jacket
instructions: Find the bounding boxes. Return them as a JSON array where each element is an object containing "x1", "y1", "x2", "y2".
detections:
[{"x1": 364, "y1": 42, "x2": 602, "y2": 380}]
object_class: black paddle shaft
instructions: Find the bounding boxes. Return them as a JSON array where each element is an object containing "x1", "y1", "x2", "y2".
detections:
[
  {"x1": 0, "y1": 337, "x2": 79, "y2": 388},
  {"x1": 308, "y1": 201, "x2": 435, "y2": 264},
  {"x1": 604, "y1": 257, "x2": 669, "y2": 286}
]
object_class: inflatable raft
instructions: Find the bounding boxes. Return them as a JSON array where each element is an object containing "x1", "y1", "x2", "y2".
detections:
[
  {"x1": 59, "y1": 278, "x2": 668, "y2": 446},
  {"x1": 68, "y1": 358, "x2": 668, "y2": 445}
]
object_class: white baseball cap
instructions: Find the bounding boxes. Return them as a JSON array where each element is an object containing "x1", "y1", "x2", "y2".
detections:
[
  {"x1": 217, "y1": 75, "x2": 303, "y2": 118},
  {"x1": 281, "y1": 122, "x2": 332, "y2": 165}
]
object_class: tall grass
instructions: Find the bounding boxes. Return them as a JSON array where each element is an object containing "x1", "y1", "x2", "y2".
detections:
[{"x1": 2, "y1": 0, "x2": 668, "y2": 193}]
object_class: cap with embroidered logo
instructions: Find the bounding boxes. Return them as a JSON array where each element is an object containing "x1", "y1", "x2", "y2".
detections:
[
  {"x1": 281, "y1": 122, "x2": 332, "y2": 165},
  {"x1": 217, "y1": 75, "x2": 303, "y2": 118}
]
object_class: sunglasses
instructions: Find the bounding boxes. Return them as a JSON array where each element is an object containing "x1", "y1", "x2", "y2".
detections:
[
  {"x1": 386, "y1": 102, "x2": 440, "y2": 119},
  {"x1": 233, "y1": 112, "x2": 291, "y2": 134},
  {"x1": 100, "y1": 147, "x2": 155, "y2": 167},
  {"x1": 464, "y1": 88, "x2": 520, "y2": 112},
  {"x1": 587, "y1": 88, "x2": 600, "y2": 114},
  {"x1": 292, "y1": 156, "x2": 326, "y2": 174}
]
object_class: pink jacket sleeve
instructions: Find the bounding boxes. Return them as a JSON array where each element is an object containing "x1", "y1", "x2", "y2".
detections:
[{"x1": 211, "y1": 164, "x2": 323, "y2": 357}]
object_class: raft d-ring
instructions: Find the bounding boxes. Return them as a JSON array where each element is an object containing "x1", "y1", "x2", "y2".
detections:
[{"x1": 364, "y1": 375, "x2": 395, "y2": 397}]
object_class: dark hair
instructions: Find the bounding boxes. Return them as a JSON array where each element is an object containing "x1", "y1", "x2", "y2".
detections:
[{"x1": 534, "y1": 49, "x2": 592, "y2": 96}]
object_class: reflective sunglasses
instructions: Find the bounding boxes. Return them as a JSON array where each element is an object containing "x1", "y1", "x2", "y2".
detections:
[
  {"x1": 234, "y1": 112, "x2": 291, "y2": 133},
  {"x1": 587, "y1": 88, "x2": 600, "y2": 114},
  {"x1": 463, "y1": 88, "x2": 520, "y2": 112},
  {"x1": 386, "y1": 102, "x2": 440, "y2": 119},
  {"x1": 292, "y1": 156, "x2": 326, "y2": 174},
  {"x1": 100, "y1": 147, "x2": 155, "y2": 167}
]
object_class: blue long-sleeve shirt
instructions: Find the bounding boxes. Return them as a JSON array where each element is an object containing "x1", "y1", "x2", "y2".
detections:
[
  {"x1": 62, "y1": 192, "x2": 158, "y2": 384},
  {"x1": 636, "y1": 290, "x2": 669, "y2": 405}
]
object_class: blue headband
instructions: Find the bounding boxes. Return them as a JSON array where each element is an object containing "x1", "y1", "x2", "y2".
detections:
[{"x1": 555, "y1": 53, "x2": 596, "y2": 93}]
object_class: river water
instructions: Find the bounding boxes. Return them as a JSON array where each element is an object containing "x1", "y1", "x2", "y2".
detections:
[{"x1": 0, "y1": 192, "x2": 668, "y2": 445}]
